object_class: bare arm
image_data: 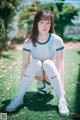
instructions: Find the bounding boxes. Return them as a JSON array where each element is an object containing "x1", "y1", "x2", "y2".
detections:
[
  {"x1": 21, "y1": 50, "x2": 30, "y2": 79},
  {"x1": 53, "y1": 50, "x2": 65, "y2": 94}
]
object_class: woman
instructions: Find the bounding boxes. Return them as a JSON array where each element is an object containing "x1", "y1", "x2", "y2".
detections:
[{"x1": 5, "y1": 9, "x2": 69, "y2": 116}]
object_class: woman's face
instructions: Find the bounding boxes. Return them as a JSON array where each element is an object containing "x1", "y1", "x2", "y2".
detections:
[{"x1": 38, "y1": 19, "x2": 51, "y2": 34}]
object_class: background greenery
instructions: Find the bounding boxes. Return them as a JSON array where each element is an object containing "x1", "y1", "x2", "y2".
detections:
[{"x1": 0, "y1": 0, "x2": 80, "y2": 50}]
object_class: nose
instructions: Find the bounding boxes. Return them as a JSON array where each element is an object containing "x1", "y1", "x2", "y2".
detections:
[{"x1": 43, "y1": 23, "x2": 47, "y2": 28}]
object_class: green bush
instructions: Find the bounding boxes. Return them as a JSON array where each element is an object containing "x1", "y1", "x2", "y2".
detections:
[
  {"x1": 64, "y1": 34, "x2": 80, "y2": 42},
  {"x1": 0, "y1": 17, "x2": 5, "y2": 37},
  {"x1": 12, "y1": 37, "x2": 25, "y2": 44}
]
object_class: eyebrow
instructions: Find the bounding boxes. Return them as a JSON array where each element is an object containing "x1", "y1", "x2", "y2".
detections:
[{"x1": 40, "y1": 20, "x2": 51, "y2": 22}]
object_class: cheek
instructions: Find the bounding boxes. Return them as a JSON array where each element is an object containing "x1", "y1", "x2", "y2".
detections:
[
  {"x1": 38, "y1": 23, "x2": 40, "y2": 29},
  {"x1": 47, "y1": 25, "x2": 51, "y2": 30},
  {"x1": 38, "y1": 23, "x2": 42, "y2": 31}
]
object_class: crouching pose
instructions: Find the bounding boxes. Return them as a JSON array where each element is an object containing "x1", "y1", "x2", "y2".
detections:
[{"x1": 5, "y1": 9, "x2": 69, "y2": 116}]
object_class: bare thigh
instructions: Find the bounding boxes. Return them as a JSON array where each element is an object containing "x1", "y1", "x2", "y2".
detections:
[{"x1": 35, "y1": 71, "x2": 49, "y2": 82}]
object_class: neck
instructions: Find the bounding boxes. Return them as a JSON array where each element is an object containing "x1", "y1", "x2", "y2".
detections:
[{"x1": 38, "y1": 33, "x2": 49, "y2": 42}]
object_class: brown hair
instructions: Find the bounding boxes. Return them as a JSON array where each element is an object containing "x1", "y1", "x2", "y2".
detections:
[{"x1": 30, "y1": 9, "x2": 55, "y2": 46}]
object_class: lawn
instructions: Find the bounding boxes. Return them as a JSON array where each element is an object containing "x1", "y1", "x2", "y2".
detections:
[{"x1": 0, "y1": 48, "x2": 80, "y2": 120}]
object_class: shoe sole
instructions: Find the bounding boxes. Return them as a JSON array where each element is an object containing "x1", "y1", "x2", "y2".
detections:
[{"x1": 59, "y1": 112, "x2": 69, "y2": 116}]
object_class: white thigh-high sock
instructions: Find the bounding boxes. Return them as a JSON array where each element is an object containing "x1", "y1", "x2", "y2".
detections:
[
  {"x1": 17, "y1": 59, "x2": 43, "y2": 98},
  {"x1": 43, "y1": 60, "x2": 64, "y2": 100}
]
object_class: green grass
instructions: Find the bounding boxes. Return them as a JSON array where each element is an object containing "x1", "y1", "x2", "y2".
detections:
[{"x1": 0, "y1": 49, "x2": 80, "y2": 120}]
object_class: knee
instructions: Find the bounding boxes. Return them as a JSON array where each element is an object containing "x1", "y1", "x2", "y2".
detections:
[
  {"x1": 43, "y1": 60, "x2": 54, "y2": 66},
  {"x1": 32, "y1": 59, "x2": 42, "y2": 68},
  {"x1": 43, "y1": 59, "x2": 55, "y2": 70}
]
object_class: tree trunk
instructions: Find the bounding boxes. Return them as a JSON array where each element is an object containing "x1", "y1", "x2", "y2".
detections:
[{"x1": 0, "y1": 35, "x2": 8, "y2": 50}]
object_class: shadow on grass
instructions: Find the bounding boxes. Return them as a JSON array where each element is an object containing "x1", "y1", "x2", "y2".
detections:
[
  {"x1": 74, "y1": 64, "x2": 80, "y2": 120},
  {"x1": 0, "y1": 53, "x2": 15, "y2": 60},
  {"x1": 0, "y1": 91, "x2": 58, "y2": 115},
  {"x1": 77, "y1": 51, "x2": 80, "y2": 55},
  {"x1": 24, "y1": 92, "x2": 57, "y2": 111}
]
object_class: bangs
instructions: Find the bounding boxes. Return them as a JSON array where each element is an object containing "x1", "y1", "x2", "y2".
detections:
[
  {"x1": 40, "y1": 15, "x2": 51, "y2": 21},
  {"x1": 40, "y1": 10, "x2": 52, "y2": 21}
]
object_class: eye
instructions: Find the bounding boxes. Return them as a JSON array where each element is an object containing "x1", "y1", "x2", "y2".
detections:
[
  {"x1": 47, "y1": 22, "x2": 50, "y2": 24},
  {"x1": 40, "y1": 21, "x2": 44, "y2": 23}
]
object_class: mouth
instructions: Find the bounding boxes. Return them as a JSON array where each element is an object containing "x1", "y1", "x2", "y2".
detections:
[{"x1": 42, "y1": 29, "x2": 47, "y2": 31}]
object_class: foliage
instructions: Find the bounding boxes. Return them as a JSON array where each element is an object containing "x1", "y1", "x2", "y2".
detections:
[
  {"x1": 0, "y1": 0, "x2": 21, "y2": 49},
  {"x1": 18, "y1": 0, "x2": 79, "y2": 39},
  {"x1": 64, "y1": 34, "x2": 80, "y2": 42},
  {"x1": 0, "y1": 17, "x2": 5, "y2": 38},
  {"x1": 54, "y1": 2, "x2": 78, "y2": 38},
  {"x1": 19, "y1": 1, "x2": 39, "y2": 33},
  {"x1": 0, "y1": 0, "x2": 79, "y2": 50},
  {"x1": 0, "y1": 0, "x2": 17, "y2": 33}
]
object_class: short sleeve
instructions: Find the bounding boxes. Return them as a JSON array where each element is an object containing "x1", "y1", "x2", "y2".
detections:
[
  {"x1": 55, "y1": 36, "x2": 64, "y2": 51},
  {"x1": 23, "y1": 39, "x2": 32, "y2": 52}
]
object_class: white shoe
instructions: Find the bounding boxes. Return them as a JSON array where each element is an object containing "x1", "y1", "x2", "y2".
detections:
[
  {"x1": 58, "y1": 98, "x2": 69, "y2": 116},
  {"x1": 5, "y1": 96, "x2": 23, "y2": 112}
]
